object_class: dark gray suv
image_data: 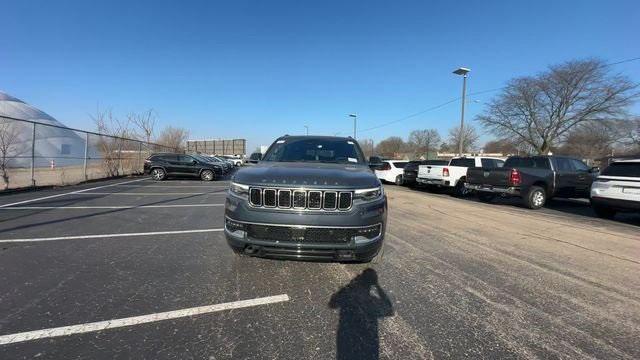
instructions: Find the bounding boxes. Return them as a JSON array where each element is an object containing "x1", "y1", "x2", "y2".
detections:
[{"x1": 225, "y1": 135, "x2": 387, "y2": 262}]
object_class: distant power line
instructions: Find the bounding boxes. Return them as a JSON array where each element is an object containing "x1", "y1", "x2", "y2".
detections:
[{"x1": 358, "y1": 56, "x2": 640, "y2": 134}]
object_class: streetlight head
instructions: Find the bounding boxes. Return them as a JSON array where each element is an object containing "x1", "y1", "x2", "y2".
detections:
[
  {"x1": 453, "y1": 67, "x2": 471, "y2": 76},
  {"x1": 349, "y1": 114, "x2": 357, "y2": 118}
]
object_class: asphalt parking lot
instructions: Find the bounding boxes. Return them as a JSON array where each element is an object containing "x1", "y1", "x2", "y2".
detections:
[{"x1": 1, "y1": 176, "x2": 639, "y2": 359}]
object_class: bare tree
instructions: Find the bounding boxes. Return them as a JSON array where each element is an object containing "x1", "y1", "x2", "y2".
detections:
[
  {"x1": 91, "y1": 107, "x2": 133, "y2": 176},
  {"x1": 556, "y1": 120, "x2": 620, "y2": 159},
  {"x1": 408, "y1": 129, "x2": 441, "y2": 159},
  {"x1": 447, "y1": 125, "x2": 479, "y2": 153},
  {"x1": 478, "y1": 59, "x2": 639, "y2": 154},
  {"x1": 619, "y1": 117, "x2": 640, "y2": 152},
  {"x1": 0, "y1": 119, "x2": 23, "y2": 189},
  {"x1": 129, "y1": 109, "x2": 157, "y2": 144},
  {"x1": 157, "y1": 126, "x2": 189, "y2": 151},
  {"x1": 375, "y1": 136, "x2": 406, "y2": 158},
  {"x1": 483, "y1": 138, "x2": 520, "y2": 155},
  {"x1": 358, "y1": 139, "x2": 375, "y2": 158}
]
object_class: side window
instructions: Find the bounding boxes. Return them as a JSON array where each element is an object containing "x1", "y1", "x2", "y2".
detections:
[
  {"x1": 496, "y1": 160, "x2": 505, "y2": 168},
  {"x1": 570, "y1": 159, "x2": 590, "y2": 172},
  {"x1": 179, "y1": 155, "x2": 195, "y2": 163},
  {"x1": 556, "y1": 158, "x2": 574, "y2": 172},
  {"x1": 160, "y1": 155, "x2": 177, "y2": 162},
  {"x1": 394, "y1": 162, "x2": 408, "y2": 168}
]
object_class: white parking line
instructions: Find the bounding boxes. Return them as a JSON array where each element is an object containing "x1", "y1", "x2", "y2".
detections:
[
  {"x1": 0, "y1": 204, "x2": 225, "y2": 210},
  {"x1": 0, "y1": 178, "x2": 148, "y2": 208},
  {"x1": 0, "y1": 228, "x2": 224, "y2": 243},
  {"x1": 74, "y1": 192, "x2": 227, "y2": 196},
  {"x1": 0, "y1": 294, "x2": 290, "y2": 345}
]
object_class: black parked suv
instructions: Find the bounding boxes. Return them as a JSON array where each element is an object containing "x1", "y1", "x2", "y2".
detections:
[
  {"x1": 144, "y1": 153, "x2": 224, "y2": 181},
  {"x1": 225, "y1": 135, "x2": 387, "y2": 262}
]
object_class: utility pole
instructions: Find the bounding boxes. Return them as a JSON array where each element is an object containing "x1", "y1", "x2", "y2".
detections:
[
  {"x1": 453, "y1": 67, "x2": 471, "y2": 156},
  {"x1": 349, "y1": 114, "x2": 357, "y2": 138}
]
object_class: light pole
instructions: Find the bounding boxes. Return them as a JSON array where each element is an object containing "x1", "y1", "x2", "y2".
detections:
[
  {"x1": 453, "y1": 67, "x2": 470, "y2": 156},
  {"x1": 304, "y1": 125, "x2": 309, "y2": 136},
  {"x1": 349, "y1": 114, "x2": 357, "y2": 138}
]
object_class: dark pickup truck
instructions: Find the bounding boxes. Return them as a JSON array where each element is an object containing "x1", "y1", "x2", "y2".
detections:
[{"x1": 466, "y1": 156, "x2": 598, "y2": 209}]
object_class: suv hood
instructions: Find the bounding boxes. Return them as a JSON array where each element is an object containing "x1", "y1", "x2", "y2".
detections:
[{"x1": 233, "y1": 162, "x2": 380, "y2": 189}]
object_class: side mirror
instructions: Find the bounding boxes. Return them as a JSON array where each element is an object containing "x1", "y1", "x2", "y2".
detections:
[
  {"x1": 249, "y1": 152, "x2": 262, "y2": 163},
  {"x1": 368, "y1": 156, "x2": 383, "y2": 170}
]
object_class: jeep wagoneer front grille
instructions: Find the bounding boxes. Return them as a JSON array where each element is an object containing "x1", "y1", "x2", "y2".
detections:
[{"x1": 248, "y1": 187, "x2": 352, "y2": 211}]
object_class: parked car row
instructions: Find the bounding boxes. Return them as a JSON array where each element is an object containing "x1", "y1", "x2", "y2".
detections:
[
  {"x1": 144, "y1": 152, "x2": 238, "y2": 181},
  {"x1": 374, "y1": 155, "x2": 640, "y2": 219}
]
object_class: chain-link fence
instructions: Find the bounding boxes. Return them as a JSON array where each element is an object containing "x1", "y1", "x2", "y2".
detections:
[{"x1": 0, "y1": 115, "x2": 178, "y2": 191}]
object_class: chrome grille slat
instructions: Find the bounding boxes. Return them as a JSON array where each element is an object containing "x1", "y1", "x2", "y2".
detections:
[
  {"x1": 338, "y1": 192, "x2": 352, "y2": 210},
  {"x1": 278, "y1": 190, "x2": 291, "y2": 208},
  {"x1": 263, "y1": 189, "x2": 277, "y2": 207},
  {"x1": 249, "y1": 188, "x2": 262, "y2": 206},
  {"x1": 293, "y1": 190, "x2": 306, "y2": 209},
  {"x1": 323, "y1": 191, "x2": 337, "y2": 210},
  {"x1": 248, "y1": 187, "x2": 352, "y2": 211},
  {"x1": 308, "y1": 191, "x2": 322, "y2": 209}
]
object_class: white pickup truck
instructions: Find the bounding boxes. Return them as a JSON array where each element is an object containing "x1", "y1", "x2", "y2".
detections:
[{"x1": 417, "y1": 156, "x2": 505, "y2": 196}]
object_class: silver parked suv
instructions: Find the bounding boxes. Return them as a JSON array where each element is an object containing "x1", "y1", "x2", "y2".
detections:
[{"x1": 225, "y1": 135, "x2": 387, "y2": 262}]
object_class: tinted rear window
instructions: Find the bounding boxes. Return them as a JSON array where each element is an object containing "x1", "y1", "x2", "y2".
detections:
[
  {"x1": 449, "y1": 158, "x2": 475, "y2": 167},
  {"x1": 393, "y1": 162, "x2": 408, "y2": 168},
  {"x1": 504, "y1": 157, "x2": 550, "y2": 169},
  {"x1": 601, "y1": 162, "x2": 640, "y2": 177},
  {"x1": 480, "y1": 159, "x2": 504, "y2": 168}
]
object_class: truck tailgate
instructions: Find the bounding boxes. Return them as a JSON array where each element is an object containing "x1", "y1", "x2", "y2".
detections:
[
  {"x1": 418, "y1": 165, "x2": 445, "y2": 179},
  {"x1": 466, "y1": 167, "x2": 512, "y2": 187}
]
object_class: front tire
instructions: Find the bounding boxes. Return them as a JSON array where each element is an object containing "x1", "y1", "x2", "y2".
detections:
[
  {"x1": 151, "y1": 168, "x2": 166, "y2": 181},
  {"x1": 524, "y1": 186, "x2": 546, "y2": 209},
  {"x1": 394, "y1": 175, "x2": 403, "y2": 186},
  {"x1": 200, "y1": 169, "x2": 215, "y2": 181}
]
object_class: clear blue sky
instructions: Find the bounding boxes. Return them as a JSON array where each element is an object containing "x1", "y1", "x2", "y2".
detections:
[{"x1": 2, "y1": 0, "x2": 639, "y2": 151}]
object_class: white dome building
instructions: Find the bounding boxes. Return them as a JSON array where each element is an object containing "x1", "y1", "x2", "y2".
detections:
[{"x1": 0, "y1": 91, "x2": 90, "y2": 167}]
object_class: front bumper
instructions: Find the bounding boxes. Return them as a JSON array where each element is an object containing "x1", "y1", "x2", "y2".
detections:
[
  {"x1": 224, "y1": 192, "x2": 387, "y2": 261},
  {"x1": 466, "y1": 183, "x2": 521, "y2": 196},
  {"x1": 591, "y1": 196, "x2": 640, "y2": 212},
  {"x1": 416, "y1": 177, "x2": 449, "y2": 187}
]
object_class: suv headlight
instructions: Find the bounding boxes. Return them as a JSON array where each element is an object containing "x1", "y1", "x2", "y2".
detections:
[
  {"x1": 354, "y1": 186, "x2": 384, "y2": 203},
  {"x1": 229, "y1": 182, "x2": 249, "y2": 197}
]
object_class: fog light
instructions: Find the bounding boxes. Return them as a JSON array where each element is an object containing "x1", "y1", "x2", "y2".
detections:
[
  {"x1": 354, "y1": 224, "x2": 381, "y2": 243},
  {"x1": 225, "y1": 219, "x2": 246, "y2": 237}
]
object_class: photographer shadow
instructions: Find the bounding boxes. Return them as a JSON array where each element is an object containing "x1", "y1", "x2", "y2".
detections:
[{"x1": 329, "y1": 268, "x2": 394, "y2": 360}]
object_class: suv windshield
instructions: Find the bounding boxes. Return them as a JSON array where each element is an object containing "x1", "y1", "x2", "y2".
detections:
[
  {"x1": 262, "y1": 138, "x2": 365, "y2": 164},
  {"x1": 601, "y1": 162, "x2": 640, "y2": 177}
]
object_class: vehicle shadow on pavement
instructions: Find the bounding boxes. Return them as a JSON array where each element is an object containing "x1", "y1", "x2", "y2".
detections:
[{"x1": 329, "y1": 268, "x2": 393, "y2": 360}]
